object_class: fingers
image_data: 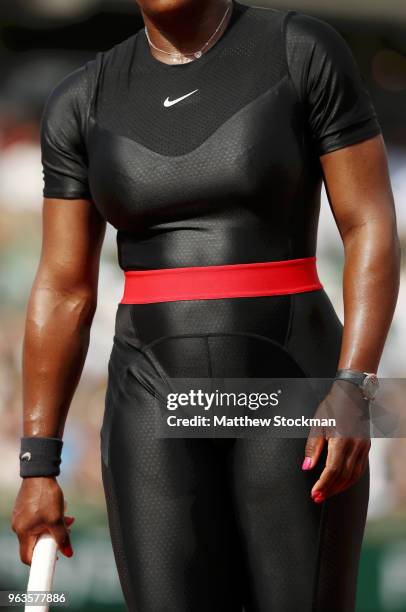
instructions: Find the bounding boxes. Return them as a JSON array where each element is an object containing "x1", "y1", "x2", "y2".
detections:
[
  {"x1": 48, "y1": 516, "x2": 74, "y2": 558},
  {"x1": 302, "y1": 431, "x2": 325, "y2": 470},
  {"x1": 65, "y1": 516, "x2": 75, "y2": 528},
  {"x1": 311, "y1": 437, "x2": 345, "y2": 502},
  {"x1": 335, "y1": 441, "x2": 370, "y2": 496},
  {"x1": 54, "y1": 516, "x2": 76, "y2": 562},
  {"x1": 15, "y1": 519, "x2": 74, "y2": 565},
  {"x1": 311, "y1": 437, "x2": 370, "y2": 503},
  {"x1": 12, "y1": 479, "x2": 76, "y2": 565},
  {"x1": 63, "y1": 515, "x2": 75, "y2": 543},
  {"x1": 11, "y1": 510, "x2": 44, "y2": 566},
  {"x1": 18, "y1": 533, "x2": 38, "y2": 566}
]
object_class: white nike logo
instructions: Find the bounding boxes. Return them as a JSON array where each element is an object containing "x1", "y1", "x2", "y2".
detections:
[{"x1": 163, "y1": 89, "x2": 199, "y2": 107}]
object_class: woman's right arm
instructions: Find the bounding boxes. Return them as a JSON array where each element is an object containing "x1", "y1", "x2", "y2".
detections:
[{"x1": 12, "y1": 196, "x2": 106, "y2": 565}]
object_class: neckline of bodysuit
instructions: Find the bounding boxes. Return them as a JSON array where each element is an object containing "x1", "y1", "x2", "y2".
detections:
[{"x1": 137, "y1": 0, "x2": 247, "y2": 73}]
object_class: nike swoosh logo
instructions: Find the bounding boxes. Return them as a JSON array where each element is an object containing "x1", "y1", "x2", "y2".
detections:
[{"x1": 163, "y1": 89, "x2": 199, "y2": 107}]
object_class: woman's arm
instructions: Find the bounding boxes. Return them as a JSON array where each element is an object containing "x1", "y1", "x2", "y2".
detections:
[
  {"x1": 22, "y1": 198, "x2": 106, "y2": 437},
  {"x1": 304, "y1": 134, "x2": 400, "y2": 501},
  {"x1": 12, "y1": 197, "x2": 106, "y2": 564},
  {"x1": 321, "y1": 133, "x2": 400, "y2": 372}
]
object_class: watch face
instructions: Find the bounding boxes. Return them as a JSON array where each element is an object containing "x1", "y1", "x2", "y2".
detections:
[{"x1": 362, "y1": 374, "x2": 379, "y2": 400}]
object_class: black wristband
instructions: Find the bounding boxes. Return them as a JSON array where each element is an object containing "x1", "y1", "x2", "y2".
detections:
[{"x1": 19, "y1": 436, "x2": 63, "y2": 478}]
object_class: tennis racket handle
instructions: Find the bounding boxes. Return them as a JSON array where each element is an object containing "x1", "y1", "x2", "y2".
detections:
[{"x1": 25, "y1": 533, "x2": 57, "y2": 612}]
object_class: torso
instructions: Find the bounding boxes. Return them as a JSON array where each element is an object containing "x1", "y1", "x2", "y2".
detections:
[{"x1": 87, "y1": 1, "x2": 322, "y2": 271}]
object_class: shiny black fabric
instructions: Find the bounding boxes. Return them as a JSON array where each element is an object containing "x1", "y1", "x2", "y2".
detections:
[
  {"x1": 38, "y1": 2, "x2": 378, "y2": 609},
  {"x1": 101, "y1": 293, "x2": 369, "y2": 612},
  {"x1": 40, "y1": 0, "x2": 381, "y2": 271}
]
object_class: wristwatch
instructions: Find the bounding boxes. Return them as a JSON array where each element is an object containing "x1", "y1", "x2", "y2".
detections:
[{"x1": 335, "y1": 369, "x2": 379, "y2": 401}]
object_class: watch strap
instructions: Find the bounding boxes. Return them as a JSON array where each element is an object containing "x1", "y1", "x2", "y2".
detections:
[{"x1": 335, "y1": 369, "x2": 367, "y2": 386}]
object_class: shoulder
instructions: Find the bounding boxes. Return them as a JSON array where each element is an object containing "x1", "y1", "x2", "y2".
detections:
[
  {"x1": 236, "y1": 3, "x2": 348, "y2": 55},
  {"x1": 41, "y1": 59, "x2": 100, "y2": 153},
  {"x1": 236, "y1": 4, "x2": 347, "y2": 62},
  {"x1": 45, "y1": 30, "x2": 138, "y2": 105},
  {"x1": 47, "y1": 59, "x2": 96, "y2": 101},
  {"x1": 284, "y1": 10, "x2": 352, "y2": 58},
  {"x1": 42, "y1": 32, "x2": 139, "y2": 132},
  {"x1": 237, "y1": 2, "x2": 292, "y2": 31},
  {"x1": 283, "y1": 10, "x2": 358, "y2": 97},
  {"x1": 42, "y1": 59, "x2": 97, "y2": 129},
  {"x1": 97, "y1": 32, "x2": 139, "y2": 70}
]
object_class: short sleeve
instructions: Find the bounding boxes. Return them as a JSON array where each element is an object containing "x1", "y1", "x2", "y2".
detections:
[
  {"x1": 285, "y1": 12, "x2": 382, "y2": 155},
  {"x1": 40, "y1": 62, "x2": 93, "y2": 199}
]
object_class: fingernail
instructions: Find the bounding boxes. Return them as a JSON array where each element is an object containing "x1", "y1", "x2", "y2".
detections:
[
  {"x1": 302, "y1": 457, "x2": 312, "y2": 470},
  {"x1": 61, "y1": 545, "x2": 73, "y2": 557},
  {"x1": 313, "y1": 492, "x2": 325, "y2": 503}
]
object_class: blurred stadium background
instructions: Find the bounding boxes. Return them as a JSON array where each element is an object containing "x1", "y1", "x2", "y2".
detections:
[{"x1": 0, "y1": 1, "x2": 405, "y2": 610}]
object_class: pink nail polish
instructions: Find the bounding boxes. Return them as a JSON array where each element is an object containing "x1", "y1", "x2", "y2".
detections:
[{"x1": 302, "y1": 457, "x2": 312, "y2": 470}]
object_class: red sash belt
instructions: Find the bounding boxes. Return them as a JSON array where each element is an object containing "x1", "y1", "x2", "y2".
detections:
[{"x1": 120, "y1": 257, "x2": 322, "y2": 304}]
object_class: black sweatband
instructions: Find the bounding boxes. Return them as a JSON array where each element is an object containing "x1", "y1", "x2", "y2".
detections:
[{"x1": 19, "y1": 436, "x2": 63, "y2": 478}]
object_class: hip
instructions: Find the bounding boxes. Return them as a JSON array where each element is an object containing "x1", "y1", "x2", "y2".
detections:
[{"x1": 110, "y1": 288, "x2": 342, "y2": 379}]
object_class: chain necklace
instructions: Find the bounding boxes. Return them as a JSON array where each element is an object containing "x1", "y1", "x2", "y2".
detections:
[{"x1": 144, "y1": 1, "x2": 232, "y2": 64}]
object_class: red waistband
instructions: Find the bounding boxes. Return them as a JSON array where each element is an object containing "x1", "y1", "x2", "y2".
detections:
[{"x1": 120, "y1": 257, "x2": 323, "y2": 304}]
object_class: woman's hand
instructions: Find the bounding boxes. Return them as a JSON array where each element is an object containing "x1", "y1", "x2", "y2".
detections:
[
  {"x1": 302, "y1": 380, "x2": 371, "y2": 503},
  {"x1": 11, "y1": 477, "x2": 74, "y2": 565}
]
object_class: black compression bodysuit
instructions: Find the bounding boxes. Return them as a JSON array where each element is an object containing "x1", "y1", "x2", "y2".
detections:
[{"x1": 41, "y1": 2, "x2": 382, "y2": 610}]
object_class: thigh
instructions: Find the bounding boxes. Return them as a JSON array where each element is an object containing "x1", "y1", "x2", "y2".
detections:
[
  {"x1": 101, "y1": 323, "x2": 245, "y2": 612},
  {"x1": 212, "y1": 293, "x2": 368, "y2": 612},
  {"x1": 228, "y1": 437, "x2": 369, "y2": 612}
]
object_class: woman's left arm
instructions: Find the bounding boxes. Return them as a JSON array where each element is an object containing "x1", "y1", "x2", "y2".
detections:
[{"x1": 304, "y1": 133, "x2": 401, "y2": 502}]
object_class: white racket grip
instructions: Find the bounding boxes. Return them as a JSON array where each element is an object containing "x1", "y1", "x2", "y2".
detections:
[{"x1": 25, "y1": 533, "x2": 58, "y2": 612}]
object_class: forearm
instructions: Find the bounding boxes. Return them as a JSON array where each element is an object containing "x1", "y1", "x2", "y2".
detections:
[
  {"x1": 338, "y1": 220, "x2": 400, "y2": 372},
  {"x1": 22, "y1": 280, "x2": 97, "y2": 439}
]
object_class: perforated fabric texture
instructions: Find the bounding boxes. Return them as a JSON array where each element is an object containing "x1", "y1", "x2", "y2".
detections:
[
  {"x1": 284, "y1": 11, "x2": 381, "y2": 155},
  {"x1": 99, "y1": 292, "x2": 369, "y2": 611},
  {"x1": 40, "y1": 0, "x2": 382, "y2": 271},
  {"x1": 94, "y1": 2, "x2": 288, "y2": 156},
  {"x1": 40, "y1": 0, "x2": 382, "y2": 200},
  {"x1": 40, "y1": 64, "x2": 92, "y2": 199}
]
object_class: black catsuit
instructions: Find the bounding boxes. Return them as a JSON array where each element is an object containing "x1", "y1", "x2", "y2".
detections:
[{"x1": 40, "y1": 1, "x2": 382, "y2": 610}]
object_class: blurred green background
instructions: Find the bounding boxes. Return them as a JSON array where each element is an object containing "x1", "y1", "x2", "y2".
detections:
[{"x1": 0, "y1": 1, "x2": 405, "y2": 610}]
